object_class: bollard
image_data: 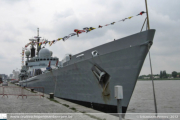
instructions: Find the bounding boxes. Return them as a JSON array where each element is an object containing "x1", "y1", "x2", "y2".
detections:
[
  {"x1": 31, "y1": 89, "x2": 34, "y2": 92},
  {"x1": 49, "y1": 93, "x2": 54, "y2": 99},
  {"x1": 115, "y1": 85, "x2": 123, "y2": 120}
]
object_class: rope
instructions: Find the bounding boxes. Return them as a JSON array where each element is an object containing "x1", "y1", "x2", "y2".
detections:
[
  {"x1": 148, "y1": 43, "x2": 158, "y2": 115},
  {"x1": 140, "y1": 17, "x2": 147, "y2": 32}
]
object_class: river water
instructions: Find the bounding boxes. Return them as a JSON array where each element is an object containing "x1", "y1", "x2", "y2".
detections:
[{"x1": 127, "y1": 80, "x2": 180, "y2": 113}]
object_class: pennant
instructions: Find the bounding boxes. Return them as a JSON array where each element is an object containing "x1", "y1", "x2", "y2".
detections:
[
  {"x1": 74, "y1": 29, "x2": 86, "y2": 33},
  {"x1": 51, "y1": 40, "x2": 55, "y2": 44},
  {"x1": 122, "y1": 18, "x2": 127, "y2": 21},
  {"x1": 68, "y1": 33, "x2": 77, "y2": 37},
  {"x1": 74, "y1": 29, "x2": 85, "y2": 33},
  {"x1": 105, "y1": 24, "x2": 110, "y2": 26},
  {"x1": 137, "y1": 11, "x2": 146, "y2": 16},
  {"x1": 74, "y1": 29, "x2": 85, "y2": 37},
  {"x1": 86, "y1": 29, "x2": 91, "y2": 33},
  {"x1": 98, "y1": 25, "x2": 103, "y2": 28},
  {"x1": 53, "y1": 40, "x2": 57, "y2": 44},
  {"x1": 44, "y1": 40, "x2": 49, "y2": 45},
  {"x1": 57, "y1": 38, "x2": 63, "y2": 41},
  {"x1": 84, "y1": 27, "x2": 95, "y2": 33},
  {"x1": 83, "y1": 27, "x2": 90, "y2": 33},
  {"x1": 89, "y1": 27, "x2": 96, "y2": 30},
  {"x1": 39, "y1": 42, "x2": 42, "y2": 46},
  {"x1": 63, "y1": 36, "x2": 70, "y2": 41},
  {"x1": 75, "y1": 30, "x2": 80, "y2": 37},
  {"x1": 83, "y1": 27, "x2": 89, "y2": 30},
  {"x1": 118, "y1": 18, "x2": 127, "y2": 22},
  {"x1": 111, "y1": 22, "x2": 115, "y2": 25},
  {"x1": 128, "y1": 16, "x2": 133, "y2": 19},
  {"x1": 42, "y1": 41, "x2": 46, "y2": 44},
  {"x1": 50, "y1": 41, "x2": 53, "y2": 46},
  {"x1": 48, "y1": 40, "x2": 57, "y2": 46}
]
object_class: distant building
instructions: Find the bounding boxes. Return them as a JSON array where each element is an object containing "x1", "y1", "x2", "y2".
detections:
[
  {"x1": 153, "y1": 76, "x2": 160, "y2": 79},
  {"x1": 0, "y1": 74, "x2": 8, "y2": 80},
  {"x1": 12, "y1": 70, "x2": 20, "y2": 80},
  {"x1": 168, "y1": 77, "x2": 174, "y2": 79},
  {"x1": 9, "y1": 74, "x2": 13, "y2": 79},
  {"x1": 143, "y1": 76, "x2": 150, "y2": 79}
]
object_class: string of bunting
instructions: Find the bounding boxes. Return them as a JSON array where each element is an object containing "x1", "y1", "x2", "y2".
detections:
[
  {"x1": 24, "y1": 11, "x2": 146, "y2": 48},
  {"x1": 22, "y1": 48, "x2": 25, "y2": 65}
]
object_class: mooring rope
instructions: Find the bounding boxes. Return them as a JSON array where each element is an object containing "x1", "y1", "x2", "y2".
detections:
[{"x1": 148, "y1": 43, "x2": 158, "y2": 115}]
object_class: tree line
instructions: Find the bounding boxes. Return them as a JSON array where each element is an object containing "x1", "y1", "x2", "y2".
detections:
[
  {"x1": 160, "y1": 70, "x2": 179, "y2": 78},
  {"x1": 138, "y1": 70, "x2": 180, "y2": 79}
]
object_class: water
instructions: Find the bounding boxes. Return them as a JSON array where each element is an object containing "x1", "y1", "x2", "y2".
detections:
[{"x1": 127, "y1": 80, "x2": 180, "y2": 113}]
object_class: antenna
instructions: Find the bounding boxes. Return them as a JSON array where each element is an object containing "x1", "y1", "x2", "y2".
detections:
[
  {"x1": 145, "y1": 0, "x2": 150, "y2": 29},
  {"x1": 37, "y1": 28, "x2": 39, "y2": 37}
]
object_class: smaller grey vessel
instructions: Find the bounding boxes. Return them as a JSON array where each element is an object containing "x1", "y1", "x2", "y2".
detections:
[{"x1": 19, "y1": 28, "x2": 156, "y2": 113}]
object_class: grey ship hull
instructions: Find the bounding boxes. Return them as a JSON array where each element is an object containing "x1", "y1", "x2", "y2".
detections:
[{"x1": 20, "y1": 29, "x2": 155, "y2": 113}]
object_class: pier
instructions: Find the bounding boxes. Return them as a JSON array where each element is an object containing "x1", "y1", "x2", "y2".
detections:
[
  {"x1": 0, "y1": 83, "x2": 125, "y2": 120},
  {"x1": 1, "y1": 81, "x2": 179, "y2": 120}
]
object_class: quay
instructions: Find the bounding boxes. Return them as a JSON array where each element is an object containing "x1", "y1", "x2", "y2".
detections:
[
  {"x1": 1, "y1": 81, "x2": 179, "y2": 120},
  {"x1": 0, "y1": 83, "x2": 126, "y2": 120}
]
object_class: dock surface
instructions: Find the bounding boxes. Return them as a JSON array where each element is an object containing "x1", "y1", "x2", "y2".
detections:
[
  {"x1": 1, "y1": 81, "x2": 180, "y2": 120},
  {"x1": 0, "y1": 83, "x2": 124, "y2": 120}
]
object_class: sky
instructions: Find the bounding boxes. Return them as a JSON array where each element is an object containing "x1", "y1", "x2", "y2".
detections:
[{"x1": 0, "y1": 0, "x2": 179, "y2": 76}]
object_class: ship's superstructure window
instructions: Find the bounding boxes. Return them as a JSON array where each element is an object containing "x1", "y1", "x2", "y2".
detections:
[{"x1": 76, "y1": 54, "x2": 84, "y2": 58}]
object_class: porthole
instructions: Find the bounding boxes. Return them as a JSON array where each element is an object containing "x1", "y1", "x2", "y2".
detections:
[{"x1": 92, "y1": 50, "x2": 98, "y2": 57}]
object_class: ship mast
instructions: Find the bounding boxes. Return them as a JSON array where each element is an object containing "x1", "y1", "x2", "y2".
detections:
[
  {"x1": 37, "y1": 28, "x2": 39, "y2": 37},
  {"x1": 145, "y1": 0, "x2": 150, "y2": 29},
  {"x1": 37, "y1": 28, "x2": 40, "y2": 53}
]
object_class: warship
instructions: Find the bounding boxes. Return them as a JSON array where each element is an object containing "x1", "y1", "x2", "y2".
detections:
[
  {"x1": 19, "y1": 28, "x2": 155, "y2": 113},
  {"x1": 19, "y1": 1, "x2": 155, "y2": 113}
]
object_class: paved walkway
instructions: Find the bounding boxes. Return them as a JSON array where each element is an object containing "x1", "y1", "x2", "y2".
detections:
[{"x1": 0, "y1": 83, "x2": 123, "y2": 120}]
